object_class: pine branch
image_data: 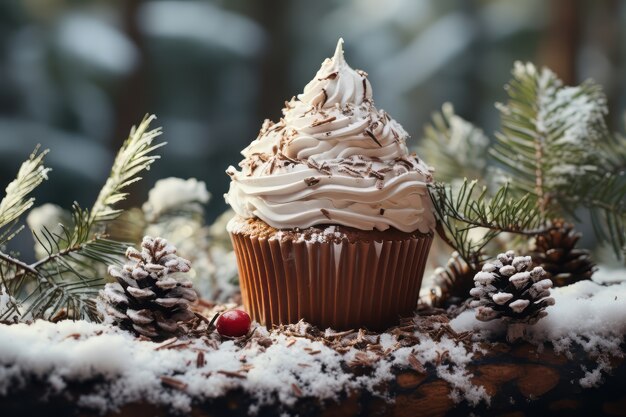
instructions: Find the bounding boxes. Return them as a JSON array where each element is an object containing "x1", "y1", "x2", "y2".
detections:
[
  {"x1": 0, "y1": 115, "x2": 165, "y2": 321},
  {"x1": 491, "y1": 62, "x2": 609, "y2": 220},
  {"x1": 429, "y1": 179, "x2": 547, "y2": 267},
  {"x1": 419, "y1": 103, "x2": 490, "y2": 183},
  {"x1": 0, "y1": 146, "x2": 50, "y2": 244},
  {"x1": 89, "y1": 114, "x2": 165, "y2": 227},
  {"x1": 0, "y1": 252, "x2": 37, "y2": 275}
]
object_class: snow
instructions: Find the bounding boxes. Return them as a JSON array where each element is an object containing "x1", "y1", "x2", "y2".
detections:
[
  {"x1": 0, "y1": 287, "x2": 14, "y2": 318},
  {"x1": 1, "y1": 277, "x2": 624, "y2": 412},
  {"x1": 143, "y1": 177, "x2": 210, "y2": 221},
  {"x1": 0, "y1": 315, "x2": 483, "y2": 413},
  {"x1": 452, "y1": 279, "x2": 626, "y2": 386}
]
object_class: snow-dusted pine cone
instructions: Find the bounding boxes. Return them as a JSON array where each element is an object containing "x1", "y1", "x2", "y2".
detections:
[
  {"x1": 99, "y1": 236, "x2": 197, "y2": 340},
  {"x1": 532, "y1": 220, "x2": 596, "y2": 287},
  {"x1": 470, "y1": 251, "x2": 554, "y2": 330}
]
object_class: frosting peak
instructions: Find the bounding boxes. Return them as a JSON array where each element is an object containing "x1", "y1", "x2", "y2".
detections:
[
  {"x1": 225, "y1": 39, "x2": 435, "y2": 233},
  {"x1": 298, "y1": 38, "x2": 372, "y2": 108}
]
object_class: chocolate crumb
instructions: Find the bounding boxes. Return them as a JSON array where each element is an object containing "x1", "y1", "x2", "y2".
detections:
[
  {"x1": 379, "y1": 208, "x2": 385, "y2": 215},
  {"x1": 304, "y1": 177, "x2": 320, "y2": 186}
]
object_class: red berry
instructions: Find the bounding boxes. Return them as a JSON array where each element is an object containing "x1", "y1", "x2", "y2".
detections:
[{"x1": 216, "y1": 309, "x2": 251, "y2": 337}]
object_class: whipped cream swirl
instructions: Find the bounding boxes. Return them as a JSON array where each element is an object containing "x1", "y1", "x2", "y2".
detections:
[{"x1": 225, "y1": 39, "x2": 435, "y2": 233}]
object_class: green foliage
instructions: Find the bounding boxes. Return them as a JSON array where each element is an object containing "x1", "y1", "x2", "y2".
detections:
[
  {"x1": 491, "y1": 62, "x2": 609, "y2": 219},
  {"x1": 427, "y1": 61, "x2": 626, "y2": 264},
  {"x1": 429, "y1": 179, "x2": 544, "y2": 267},
  {"x1": 90, "y1": 115, "x2": 165, "y2": 226},
  {"x1": 0, "y1": 115, "x2": 164, "y2": 321},
  {"x1": 420, "y1": 103, "x2": 490, "y2": 184},
  {"x1": 0, "y1": 147, "x2": 50, "y2": 246}
]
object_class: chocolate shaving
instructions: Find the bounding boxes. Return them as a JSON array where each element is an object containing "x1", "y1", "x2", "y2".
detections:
[
  {"x1": 362, "y1": 77, "x2": 367, "y2": 100},
  {"x1": 306, "y1": 158, "x2": 320, "y2": 170},
  {"x1": 339, "y1": 166, "x2": 363, "y2": 178},
  {"x1": 304, "y1": 177, "x2": 320, "y2": 186},
  {"x1": 278, "y1": 152, "x2": 299, "y2": 165},
  {"x1": 268, "y1": 157, "x2": 277, "y2": 174},
  {"x1": 318, "y1": 162, "x2": 332, "y2": 175},
  {"x1": 161, "y1": 376, "x2": 187, "y2": 391},
  {"x1": 286, "y1": 339, "x2": 296, "y2": 347},
  {"x1": 196, "y1": 351, "x2": 205, "y2": 368},
  {"x1": 408, "y1": 353, "x2": 426, "y2": 373},
  {"x1": 217, "y1": 370, "x2": 247, "y2": 379},
  {"x1": 320, "y1": 208, "x2": 331, "y2": 220},
  {"x1": 154, "y1": 337, "x2": 179, "y2": 350},
  {"x1": 364, "y1": 129, "x2": 382, "y2": 147},
  {"x1": 395, "y1": 157, "x2": 414, "y2": 170},
  {"x1": 379, "y1": 208, "x2": 385, "y2": 215},
  {"x1": 311, "y1": 116, "x2": 337, "y2": 127},
  {"x1": 292, "y1": 383, "x2": 303, "y2": 397},
  {"x1": 391, "y1": 129, "x2": 400, "y2": 143},
  {"x1": 368, "y1": 170, "x2": 384, "y2": 180},
  {"x1": 269, "y1": 122, "x2": 285, "y2": 133},
  {"x1": 320, "y1": 88, "x2": 328, "y2": 107}
]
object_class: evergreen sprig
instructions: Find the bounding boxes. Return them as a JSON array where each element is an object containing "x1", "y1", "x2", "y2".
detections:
[
  {"x1": 0, "y1": 147, "x2": 50, "y2": 246},
  {"x1": 0, "y1": 115, "x2": 164, "y2": 321},
  {"x1": 90, "y1": 114, "x2": 165, "y2": 226},
  {"x1": 492, "y1": 62, "x2": 609, "y2": 218},
  {"x1": 426, "y1": 62, "x2": 625, "y2": 264},
  {"x1": 429, "y1": 180, "x2": 545, "y2": 267},
  {"x1": 420, "y1": 103, "x2": 490, "y2": 183}
]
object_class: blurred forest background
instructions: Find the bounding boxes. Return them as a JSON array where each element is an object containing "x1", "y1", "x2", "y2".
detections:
[{"x1": 0, "y1": 0, "x2": 625, "y2": 260}]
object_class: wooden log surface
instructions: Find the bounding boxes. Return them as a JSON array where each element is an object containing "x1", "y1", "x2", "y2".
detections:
[{"x1": 2, "y1": 341, "x2": 625, "y2": 417}]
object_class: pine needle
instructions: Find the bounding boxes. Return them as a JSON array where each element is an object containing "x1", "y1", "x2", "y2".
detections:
[
  {"x1": 0, "y1": 146, "x2": 50, "y2": 244},
  {"x1": 90, "y1": 114, "x2": 165, "y2": 226}
]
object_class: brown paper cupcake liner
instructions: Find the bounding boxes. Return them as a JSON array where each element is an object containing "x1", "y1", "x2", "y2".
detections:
[{"x1": 230, "y1": 233, "x2": 433, "y2": 331}]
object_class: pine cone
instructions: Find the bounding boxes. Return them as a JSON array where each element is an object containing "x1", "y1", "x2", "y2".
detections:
[
  {"x1": 429, "y1": 252, "x2": 478, "y2": 308},
  {"x1": 470, "y1": 251, "x2": 554, "y2": 340},
  {"x1": 532, "y1": 220, "x2": 596, "y2": 287},
  {"x1": 99, "y1": 236, "x2": 197, "y2": 339}
]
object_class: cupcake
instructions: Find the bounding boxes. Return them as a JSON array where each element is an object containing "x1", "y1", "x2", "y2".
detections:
[{"x1": 225, "y1": 39, "x2": 435, "y2": 330}]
